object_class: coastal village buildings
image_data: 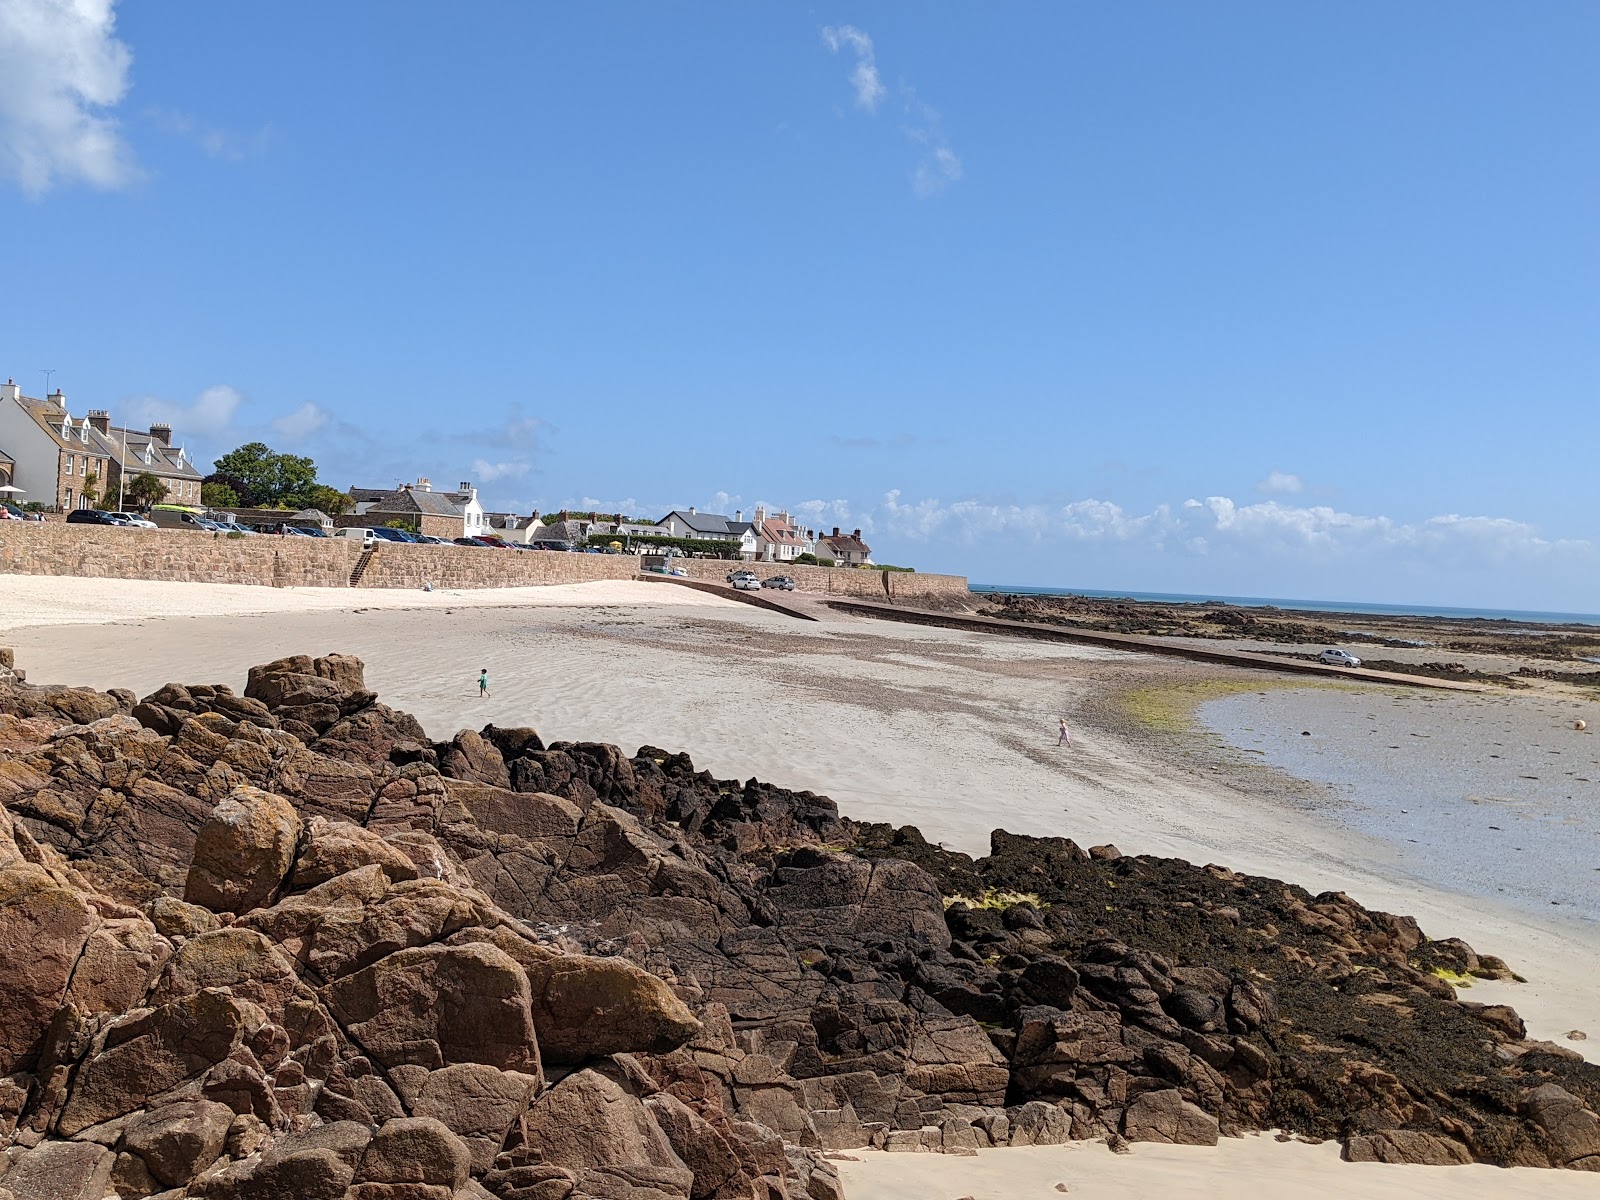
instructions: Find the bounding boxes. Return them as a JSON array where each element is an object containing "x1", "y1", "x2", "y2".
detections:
[
  {"x1": 752, "y1": 506, "x2": 811, "y2": 562},
  {"x1": 0, "y1": 381, "x2": 890, "y2": 568},
  {"x1": 656, "y1": 509, "x2": 760, "y2": 558},
  {"x1": 0, "y1": 381, "x2": 201, "y2": 511},
  {"x1": 351, "y1": 478, "x2": 488, "y2": 540},
  {"x1": 815, "y1": 527, "x2": 872, "y2": 566},
  {"x1": 485, "y1": 512, "x2": 543, "y2": 543},
  {"x1": 109, "y1": 419, "x2": 204, "y2": 507}
]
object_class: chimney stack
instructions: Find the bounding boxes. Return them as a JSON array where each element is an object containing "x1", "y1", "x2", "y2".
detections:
[
  {"x1": 0, "y1": 379, "x2": 19, "y2": 402},
  {"x1": 832, "y1": 527, "x2": 841, "y2": 537},
  {"x1": 853, "y1": 529, "x2": 862, "y2": 539},
  {"x1": 755, "y1": 504, "x2": 766, "y2": 524},
  {"x1": 735, "y1": 509, "x2": 742, "y2": 522},
  {"x1": 149, "y1": 423, "x2": 172, "y2": 447},
  {"x1": 87, "y1": 410, "x2": 110, "y2": 434},
  {"x1": 48, "y1": 389, "x2": 66, "y2": 408},
  {"x1": 417, "y1": 477, "x2": 431, "y2": 491},
  {"x1": 459, "y1": 481, "x2": 470, "y2": 492}
]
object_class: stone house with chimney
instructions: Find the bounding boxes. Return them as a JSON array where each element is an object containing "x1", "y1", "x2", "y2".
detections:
[
  {"x1": 351, "y1": 478, "x2": 488, "y2": 540},
  {"x1": 0, "y1": 380, "x2": 119, "y2": 511},
  {"x1": 752, "y1": 506, "x2": 812, "y2": 563},
  {"x1": 106, "y1": 419, "x2": 204, "y2": 508},
  {"x1": 815, "y1": 527, "x2": 872, "y2": 566},
  {"x1": 0, "y1": 379, "x2": 204, "y2": 511}
]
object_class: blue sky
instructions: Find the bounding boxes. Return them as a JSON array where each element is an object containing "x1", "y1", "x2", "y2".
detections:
[{"x1": 2, "y1": 2, "x2": 1595, "y2": 609}]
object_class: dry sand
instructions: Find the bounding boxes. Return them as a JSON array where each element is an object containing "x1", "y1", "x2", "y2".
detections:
[
  {"x1": 836, "y1": 1138, "x2": 1600, "y2": 1199},
  {"x1": 4, "y1": 573, "x2": 1597, "y2": 1198}
]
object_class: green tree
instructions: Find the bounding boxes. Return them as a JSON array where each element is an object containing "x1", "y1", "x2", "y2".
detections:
[
  {"x1": 210, "y1": 443, "x2": 318, "y2": 506},
  {"x1": 201, "y1": 481, "x2": 239, "y2": 508},
  {"x1": 290, "y1": 483, "x2": 353, "y2": 516},
  {"x1": 127, "y1": 472, "x2": 168, "y2": 509}
]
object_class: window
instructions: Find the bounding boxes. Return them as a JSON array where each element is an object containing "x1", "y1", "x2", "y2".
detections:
[
  {"x1": 63, "y1": 455, "x2": 73, "y2": 475},
  {"x1": 79, "y1": 455, "x2": 87, "y2": 475}
]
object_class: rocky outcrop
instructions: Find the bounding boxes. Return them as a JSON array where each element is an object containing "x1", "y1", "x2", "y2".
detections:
[{"x1": 0, "y1": 650, "x2": 1597, "y2": 1199}]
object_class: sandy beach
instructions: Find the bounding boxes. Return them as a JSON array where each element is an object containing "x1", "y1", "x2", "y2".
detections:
[{"x1": 3, "y1": 574, "x2": 1597, "y2": 1197}]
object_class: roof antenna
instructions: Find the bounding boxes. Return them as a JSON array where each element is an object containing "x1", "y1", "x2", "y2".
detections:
[{"x1": 40, "y1": 369, "x2": 55, "y2": 398}]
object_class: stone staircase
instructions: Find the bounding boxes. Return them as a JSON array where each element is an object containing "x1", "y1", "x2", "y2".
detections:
[{"x1": 348, "y1": 547, "x2": 376, "y2": 587}]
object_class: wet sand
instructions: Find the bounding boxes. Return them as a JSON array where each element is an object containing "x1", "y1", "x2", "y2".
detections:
[{"x1": 1201, "y1": 686, "x2": 1600, "y2": 921}]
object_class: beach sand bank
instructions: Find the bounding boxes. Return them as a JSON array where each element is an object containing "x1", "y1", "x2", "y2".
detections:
[
  {"x1": 836, "y1": 1137, "x2": 1600, "y2": 1199},
  {"x1": 4, "y1": 574, "x2": 1596, "y2": 1196}
]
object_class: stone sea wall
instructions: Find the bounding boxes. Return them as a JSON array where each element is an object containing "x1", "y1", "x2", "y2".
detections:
[
  {"x1": 0, "y1": 521, "x2": 971, "y2": 599},
  {"x1": 0, "y1": 521, "x2": 359, "y2": 587},
  {"x1": 672, "y1": 557, "x2": 972, "y2": 601}
]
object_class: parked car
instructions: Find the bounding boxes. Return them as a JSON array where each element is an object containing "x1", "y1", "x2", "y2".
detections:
[
  {"x1": 730, "y1": 574, "x2": 761, "y2": 591},
  {"x1": 761, "y1": 575, "x2": 796, "y2": 591},
  {"x1": 212, "y1": 520, "x2": 255, "y2": 535},
  {"x1": 369, "y1": 527, "x2": 419, "y2": 544},
  {"x1": 0, "y1": 502, "x2": 25, "y2": 520},
  {"x1": 532, "y1": 540, "x2": 575, "y2": 552},
  {"x1": 1318, "y1": 648, "x2": 1362, "y2": 668},
  {"x1": 65, "y1": 509, "x2": 124, "y2": 526},
  {"x1": 414, "y1": 534, "x2": 452, "y2": 545},
  {"x1": 286, "y1": 524, "x2": 327, "y2": 537},
  {"x1": 103, "y1": 512, "x2": 148, "y2": 528},
  {"x1": 726, "y1": 569, "x2": 758, "y2": 584},
  {"x1": 335, "y1": 527, "x2": 379, "y2": 548}
]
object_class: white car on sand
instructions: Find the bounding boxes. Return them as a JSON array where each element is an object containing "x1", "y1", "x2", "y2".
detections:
[{"x1": 1318, "y1": 648, "x2": 1362, "y2": 668}]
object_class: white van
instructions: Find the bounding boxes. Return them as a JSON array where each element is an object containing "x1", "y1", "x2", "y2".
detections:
[{"x1": 335, "y1": 527, "x2": 378, "y2": 549}]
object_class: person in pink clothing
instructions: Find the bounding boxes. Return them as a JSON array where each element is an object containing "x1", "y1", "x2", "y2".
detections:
[{"x1": 1057, "y1": 716, "x2": 1071, "y2": 746}]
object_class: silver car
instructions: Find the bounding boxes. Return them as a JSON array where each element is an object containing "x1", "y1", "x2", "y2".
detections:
[{"x1": 1318, "y1": 648, "x2": 1362, "y2": 668}]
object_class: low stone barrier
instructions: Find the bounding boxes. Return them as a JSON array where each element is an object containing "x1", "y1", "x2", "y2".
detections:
[
  {"x1": 0, "y1": 521, "x2": 359, "y2": 587},
  {"x1": 671, "y1": 558, "x2": 969, "y2": 602},
  {"x1": 0, "y1": 521, "x2": 971, "y2": 597}
]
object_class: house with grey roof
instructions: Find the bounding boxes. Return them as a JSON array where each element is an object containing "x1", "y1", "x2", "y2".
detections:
[
  {"x1": 656, "y1": 508, "x2": 760, "y2": 558},
  {"x1": 0, "y1": 379, "x2": 201, "y2": 512},
  {"x1": 352, "y1": 477, "x2": 487, "y2": 540}
]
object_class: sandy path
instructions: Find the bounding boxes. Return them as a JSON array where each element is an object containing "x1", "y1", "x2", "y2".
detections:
[{"x1": 0, "y1": 575, "x2": 740, "y2": 633}]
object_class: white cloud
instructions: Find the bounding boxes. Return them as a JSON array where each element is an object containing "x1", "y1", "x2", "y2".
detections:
[
  {"x1": 0, "y1": 0, "x2": 138, "y2": 196},
  {"x1": 469, "y1": 458, "x2": 531, "y2": 484},
  {"x1": 1257, "y1": 470, "x2": 1304, "y2": 495},
  {"x1": 903, "y1": 92, "x2": 962, "y2": 198},
  {"x1": 863, "y1": 489, "x2": 1594, "y2": 570},
  {"x1": 124, "y1": 384, "x2": 245, "y2": 437},
  {"x1": 271, "y1": 402, "x2": 330, "y2": 441},
  {"x1": 821, "y1": 25, "x2": 884, "y2": 112},
  {"x1": 818, "y1": 28, "x2": 962, "y2": 199},
  {"x1": 144, "y1": 107, "x2": 270, "y2": 162}
]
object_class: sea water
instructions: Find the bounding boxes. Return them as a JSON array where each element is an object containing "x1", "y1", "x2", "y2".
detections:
[
  {"x1": 971, "y1": 585, "x2": 1600, "y2": 628},
  {"x1": 1200, "y1": 688, "x2": 1600, "y2": 925}
]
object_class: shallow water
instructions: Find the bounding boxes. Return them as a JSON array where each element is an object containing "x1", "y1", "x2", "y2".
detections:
[{"x1": 1200, "y1": 688, "x2": 1600, "y2": 924}]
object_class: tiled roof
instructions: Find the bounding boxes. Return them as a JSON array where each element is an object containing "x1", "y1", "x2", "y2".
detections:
[
  {"x1": 758, "y1": 518, "x2": 806, "y2": 546},
  {"x1": 820, "y1": 532, "x2": 870, "y2": 555},
  {"x1": 365, "y1": 489, "x2": 465, "y2": 518}
]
